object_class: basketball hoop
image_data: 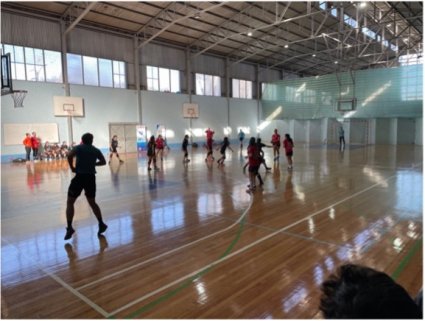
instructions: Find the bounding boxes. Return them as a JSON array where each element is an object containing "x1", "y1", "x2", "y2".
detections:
[{"x1": 10, "y1": 90, "x2": 28, "y2": 108}]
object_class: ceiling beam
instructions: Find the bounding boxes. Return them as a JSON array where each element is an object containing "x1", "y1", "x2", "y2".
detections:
[
  {"x1": 64, "y1": 2, "x2": 97, "y2": 35},
  {"x1": 138, "y1": 2, "x2": 227, "y2": 49},
  {"x1": 192, "y1": 8, "x2": 325, "y2": 58}
]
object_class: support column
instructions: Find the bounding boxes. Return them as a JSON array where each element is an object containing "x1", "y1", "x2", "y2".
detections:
[
  {"x1": 225, "y1": 57, "x2": 230, "y2": 128},
  {"x1": 186, "y1": 48, "x2": 193, "y2": 143},
  {"x1": 60, "y1": 21, "x2": 73, "y2": 145},
  {"x1": 134, "y1": 36, "x2": 142, "y2": 124},
  {"x1": 256, "y1": 64, "x2": 260, "y2": 136}
]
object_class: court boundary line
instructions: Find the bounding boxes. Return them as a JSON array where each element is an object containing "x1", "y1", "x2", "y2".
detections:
[
  {"x1": 77, "y1": 184, "x2": 254, "y2": 291},
  {"x1": 1, "y1": 238, "x2": 109, "y2": 318},
  {"x1": 108, "y1": 174, "x2": 398, "y2": 317}
]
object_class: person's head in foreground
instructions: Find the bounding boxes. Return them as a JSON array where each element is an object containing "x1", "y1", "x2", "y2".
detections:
[{"x1": 320, "y1": 263, "x2": 422, "y2": 319}]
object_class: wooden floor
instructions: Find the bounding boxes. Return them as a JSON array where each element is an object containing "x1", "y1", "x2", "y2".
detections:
[{"x1": 1, "y1": 144, "x2": 423, "y2": 319}]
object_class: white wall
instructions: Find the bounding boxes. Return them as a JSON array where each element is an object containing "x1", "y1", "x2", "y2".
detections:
[
  {"x1": 397, "y1": 118, "x2": 416, "y2": 144},
  {"x1": 308, "y1": 120, "x2": 322, "y2": 144},
  {"x1": 415, "y1": 118, "x2": 423, "y2": 145},
  {"x1": 1, "y1": 81, "x2": 68, "y2": 157},
  {"x1": 294, "y1": 120, "x2": 308, "y2": 143},
  {"x1": 375, "y1": 118, "x2": 393, "y2": 145},
  {"x1": 1, "y1": 81, "x2": 258, "y2": 160}
]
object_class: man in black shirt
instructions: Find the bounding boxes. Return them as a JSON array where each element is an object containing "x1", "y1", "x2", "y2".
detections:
[{"x1": 64, "y1": 133, "x2": 107, "y2": 240}]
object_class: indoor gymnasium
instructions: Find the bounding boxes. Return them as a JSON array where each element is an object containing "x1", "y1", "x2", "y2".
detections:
[{"x1": 1, "y1": 1, "x2": 423, "y2": 318}]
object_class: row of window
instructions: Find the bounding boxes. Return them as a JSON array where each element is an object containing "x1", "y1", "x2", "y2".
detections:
[
  {"x1": 2, "y1": 44, "x2": 254, "y2": 99},
  {"x1": 319, "y1": 2, "x2": 399, "y2": 52}
]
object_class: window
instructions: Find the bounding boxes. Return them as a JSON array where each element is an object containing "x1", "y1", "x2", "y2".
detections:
[
  {"x1": 83, "y1": 56, "x2": 99, "y2": 86},
  {"x1": 66, "y1": 53, "x2": 126, "y2": 88},
  {"x1": 113, "y1": 61, "x2": 126, "y2": 88},
  {"x1": 399, "y1": 53, "x2": 423, "y2": 66},
  {"x1": 2, "y1": 44, "x2": 62, "y2": 83},
  {"x1": 362, "y1": 27, "x2": 376, "y2": 40},
  {"x1": 67, "y1": 53, "x2": 83, "y2": 84},
  {"x1": 44, "y1": 50, "x2": 62, "y2": 83},
  {"x1": 25, "y1": 47, "x2": 45, "y2": 82},
  {"x1": 344, "y1": 14, "x2": 358, "y2": 29},
  {"x1": 320, "y1": 2, "x2": 337, "y2": 17},
  {"x1": 195, "y1": 73, "x2": 221, "y2": 96},
  {"x1": 147, "y1": 65, "x2": 159, "y2": 91},
  {"x1": 232, "y1": 79, "x2": 252, "y2": 99},
  {"x1": 99, "y1": 59, "x2": 113, "y2": 87},
  {"x1": 146, "y1": 65, "x2": 180, "y2": 93},
  {"x1": 2, "y1": 44, "x2": 125, "y2": 87},
  {"x1": 400, "y1": 64, "x2": 422, "y2": 101}
]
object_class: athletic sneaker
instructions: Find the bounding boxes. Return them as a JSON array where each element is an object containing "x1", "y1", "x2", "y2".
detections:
[
  {"x1": 64, "y1": 227, "x2": 75, "y2": 240},
  {"x1": 148, "y1": 167, "x2": 152, "y2": 171},
  {"x1": 98, "y1": 223, "x2": 108, "y2": 236},
  {"x1": 119, "y1": 160, "x2": 124, "y2": 163}
]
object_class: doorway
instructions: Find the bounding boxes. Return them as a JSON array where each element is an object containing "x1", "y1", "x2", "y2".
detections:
[{"x1": 109, "y1": 123, "x2": 138, "y2": 154}]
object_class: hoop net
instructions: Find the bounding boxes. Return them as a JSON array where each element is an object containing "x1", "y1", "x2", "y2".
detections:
[{"x1": 11, "y1": 90, "x2": 28, "y2": 108}]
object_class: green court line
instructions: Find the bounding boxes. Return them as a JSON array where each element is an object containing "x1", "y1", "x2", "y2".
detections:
[
  {"x1": 117, "y1": 216, "x2": 247, "y2": 319},
  {"x1": 391, "y1": 238, "x2": 422, "y2": 281}
]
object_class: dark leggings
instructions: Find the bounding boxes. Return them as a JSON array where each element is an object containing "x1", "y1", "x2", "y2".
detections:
[{"x1": 25, "y1": 147, "x2": 31, "y2": 161}]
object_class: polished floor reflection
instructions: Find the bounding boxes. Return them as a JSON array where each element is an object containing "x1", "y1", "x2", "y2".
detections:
[{"x1": 1, "y1": 144, "x2": 422, "y2": 318}]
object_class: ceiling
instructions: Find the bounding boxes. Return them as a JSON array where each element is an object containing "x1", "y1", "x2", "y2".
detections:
[{"x1": 2, "y1": 1, "x2": 423, "y2": 77}]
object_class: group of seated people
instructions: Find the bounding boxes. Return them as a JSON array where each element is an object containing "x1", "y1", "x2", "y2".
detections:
[{"x1": 41, "y1": 141, "x2": 76, "y2": 160}]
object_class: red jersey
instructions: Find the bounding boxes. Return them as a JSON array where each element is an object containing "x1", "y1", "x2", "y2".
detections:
[
  {"x1": 283, "y1": 139, "x2": 293, "y2": 153},
  {"x1": 247, "y1": 145, "x2": 261, "y2": 166},
  {"x1": 205, "y1": 129, "x2": 214, "y2": 140},
  {"x1": 155, "y1": 137, "x2": 164, "y2": 149},
  {"x1": 23, "y1": 137, "x2": 32, "y2": 147},
  {"x1": 31, "y1": 136, "x2": 40, "y2": 148},
  {"x1": 271, "y1": 133, "x2": 281, "y2": 145}
]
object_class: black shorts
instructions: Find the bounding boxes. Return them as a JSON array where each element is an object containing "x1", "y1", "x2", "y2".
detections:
[
  {"x1": 286, "y1": 151, "x2": 293, "y2": 157},
  {"x1": 239, "y1": 137, "x2": 243, "y2": 142},
  {"x1": 68, "y1": 174, "x2": 96, "y2": 198},
  {"x1": 248, "y1": 165, "x2": 259, "y2": 174},
  {"x1": 111, "y1": 147, "x2": 117, "y2": 153}
]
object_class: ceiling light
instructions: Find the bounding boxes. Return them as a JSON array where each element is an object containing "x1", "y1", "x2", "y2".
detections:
[
  {"x1": 247, "y1": 31, "x2": 253, "y2": 37},
  {"x1": 359, "y1": 2, "x2": 367, "y2": 8},
  {"x1": 194, "y1": 12, "x2": 201, "y2": 19},
  {"x1": 312, "y1": 54, "x2": 316, "y2": 57},
  {"x1": 334, "y1": 61, "x2": 338, "y2": 64},
  {"x1": 284, "y1": 44, "x2": 289, "y2": 48}
]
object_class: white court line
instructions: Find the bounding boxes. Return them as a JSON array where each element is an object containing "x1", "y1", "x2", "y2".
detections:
[
  {"x1": 108, "y1": 174, "x2": 397, "y2": 317},
  {"x1": 77, "y1": 184, "x2": 254, "y2": 290},
  {"x1": 2, "y1": 238, "x2": 109, "y2": 318}
]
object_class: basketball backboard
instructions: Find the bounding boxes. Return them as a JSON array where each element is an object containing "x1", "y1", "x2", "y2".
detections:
[
  {"x1": 53, "y1": 96, "x2": 84, "y2": 117},
  {"x1": 1, "y1": 53, "x2": 13, "y2": 96},
  {"x1": 183, "y1": 103, "x2": 199, "y2": 118}
]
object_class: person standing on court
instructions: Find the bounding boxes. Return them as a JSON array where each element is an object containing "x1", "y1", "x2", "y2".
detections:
[
  {"x1": 64, "y1": 133, "x2": 107, "y2": 240},
  {"x1": 23, "y1": 133, "x2": 32, "y2": 162},
  {"x1": 31, "y1": 132, "x2": 40, "y2": 161},
  {"x1": 155, "y1": 134, "x2": 165, "y2": 161},
  {"x1": 339, "y1": 125, "x2": 345, "y2": 150},
  {"x1": 238, "y1": 129, "x2": 245, "y2": 149},
  {"x1": 182, "y1": 134, "x2": 190, "y2": 163},
  {"x1": 271, "y1": 128, "x2": 281, "y2": 161},
  {"x1": 108, "y1": 135, "x2": 124, "y2": 164},
  {"x1": 205, "y1": 127, "x2": 215, "y2": 161},
  {"x1": 216, "y1": 136, "x2": 234, "y2": 166},
  {"x1": 147, "y1": 135, "x2": 159, "y2": 171},
  {"x1": 283, "y1": 133, "x2": 294, "y2": 170}
]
